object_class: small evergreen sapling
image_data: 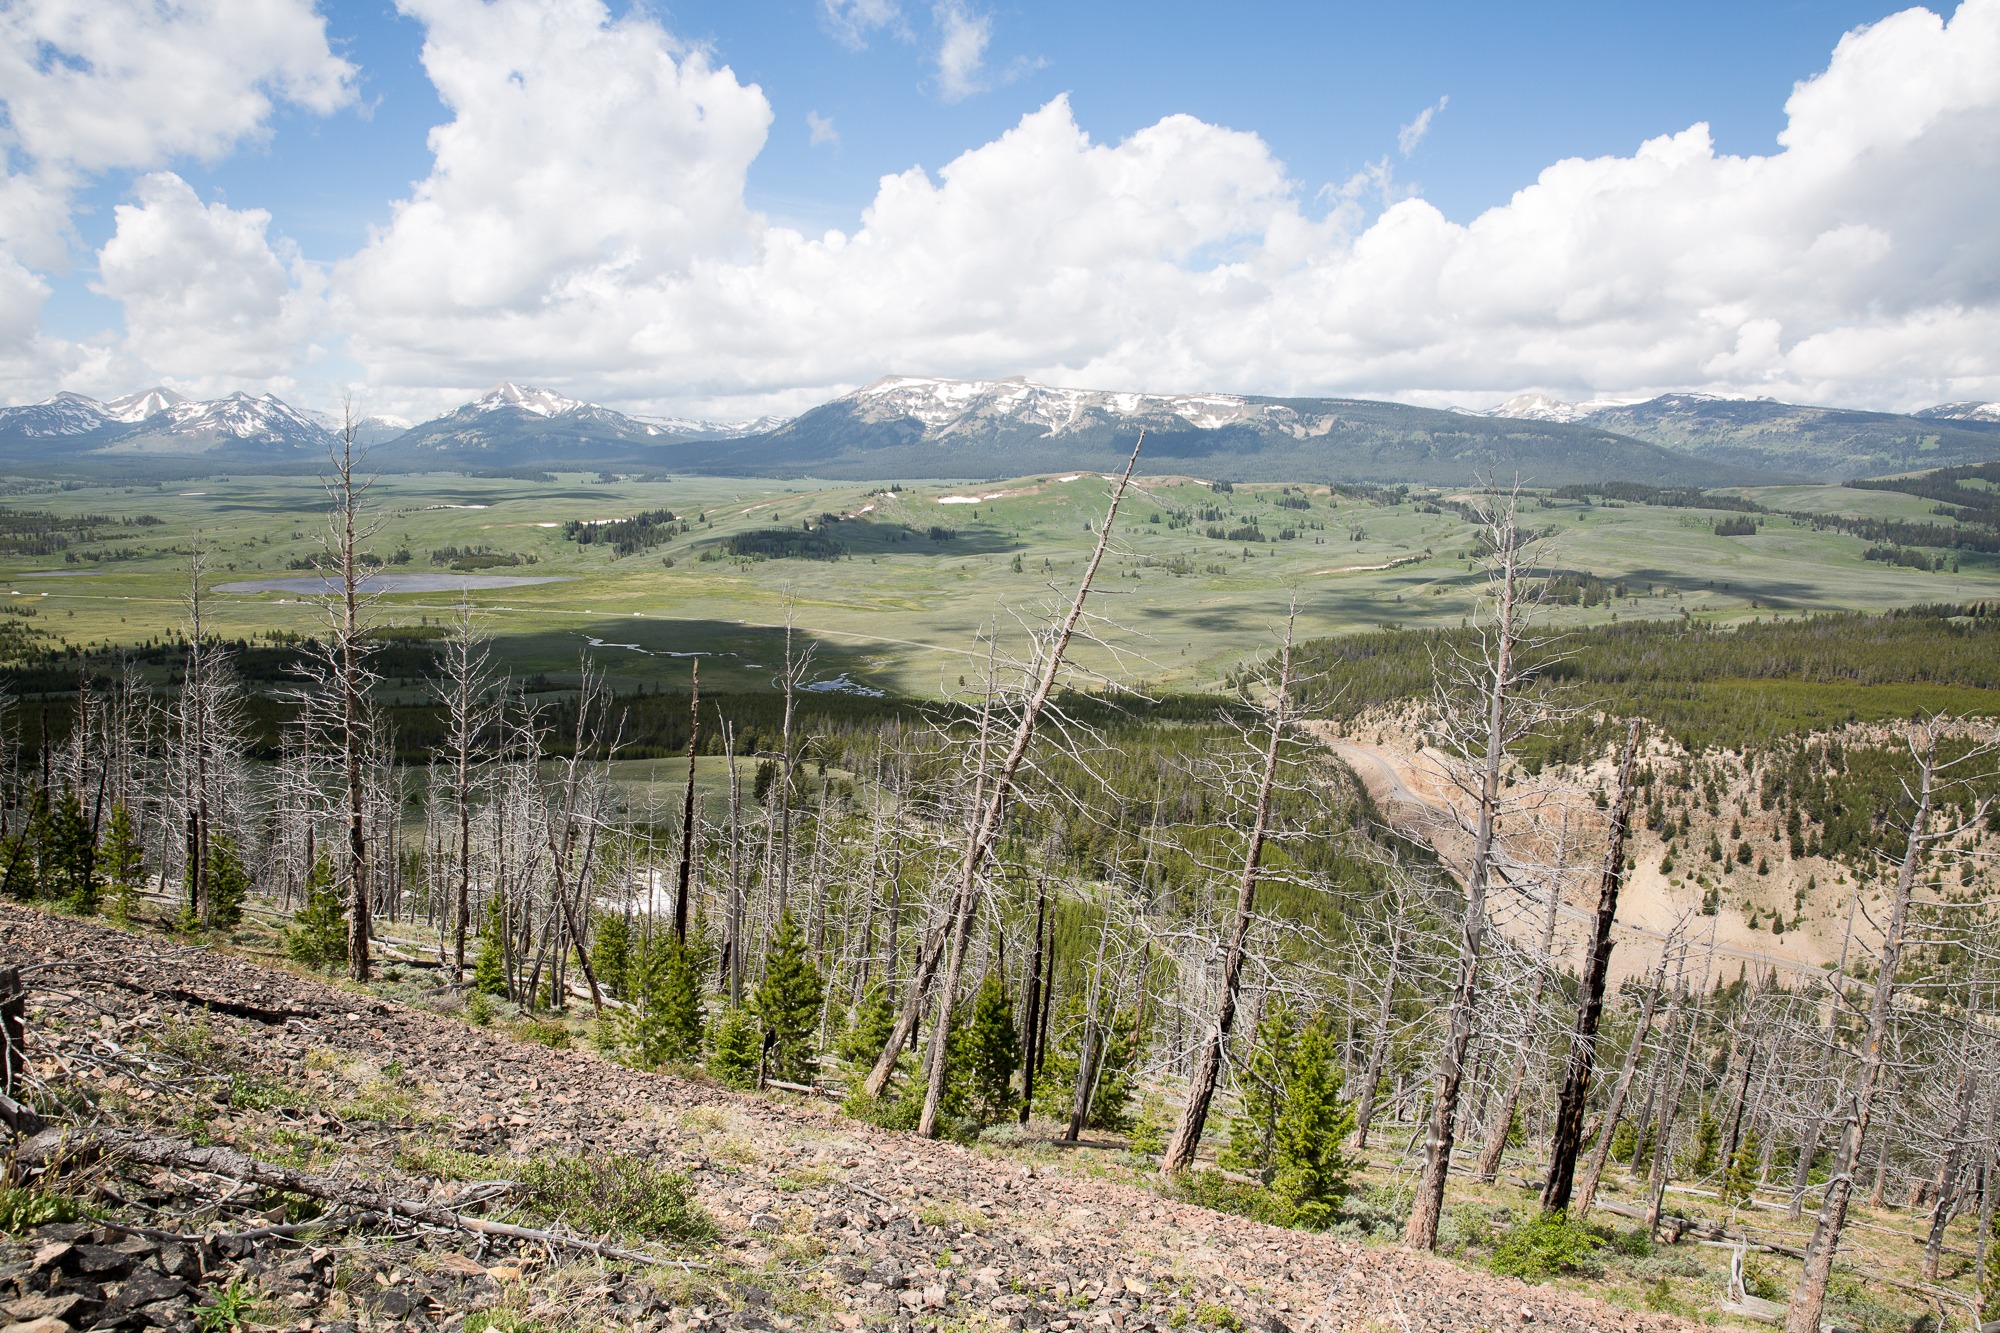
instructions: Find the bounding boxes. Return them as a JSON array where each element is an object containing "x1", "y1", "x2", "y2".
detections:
[
  {"x1": 838, "y1": 985, "x2": 897, "y2": 1067},
  {"x1": 628, "y1": 938, "x2": 705, "y2": 1068},
  {"x1": 1267, "y1": 1025, "x2": 1357, "y2": 1228},
  {"x1": 101, "y1": 803, "x2": 145, "y2": 925},
  {"x1": 203, "y1": 835, "x2": 250, "y2": 930},
  {"x1": 753, "y1": 912, "x2": 823, "y2": 1083},
  {"x1": 474, "y1": 898, "x2": 510, "y2": 997},
  {"x1": 708, "y1": 1007, "x2": 760, "y2": 1088},
  {"x1": 1721, "y1": 1128, "x2": 1762, "y2": 1209},
  {"x1": 966, "y1": 974, "x2": 1019, "y2": 1120},
  {"x1": 1221, "y1": 998, "x2": 1295, "y2": 1181},
  {"x1": 284, "y1": 858, "x2": 348, "y2": 972}
]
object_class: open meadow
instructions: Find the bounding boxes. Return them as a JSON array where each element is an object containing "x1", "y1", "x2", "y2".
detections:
[{"x1": 2, "y1": 468, "x2": 1996, "y2": 697}]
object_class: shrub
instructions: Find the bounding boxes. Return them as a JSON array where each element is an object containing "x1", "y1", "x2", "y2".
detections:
[
  {"x1": 1488, "y1": 1212, "x2": 1606, "y2": 1282},
  {"x1": 514, "y1": 1153, "x2": 715, "y2": 1243}
]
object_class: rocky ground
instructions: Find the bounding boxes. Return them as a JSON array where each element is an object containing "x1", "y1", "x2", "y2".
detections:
[{"x1": 3, "y1": 905, "x2": 1714, "y2": 1333}]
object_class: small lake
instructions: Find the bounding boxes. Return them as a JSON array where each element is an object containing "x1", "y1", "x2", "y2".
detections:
[{"x1": 215, "y1": 574, "x2": 574, "y2": 595}]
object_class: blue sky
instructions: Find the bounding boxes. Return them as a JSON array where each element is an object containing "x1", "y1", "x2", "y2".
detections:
[{"x1": 4, "y1": 0, "x2": 1997, "y2": 419}]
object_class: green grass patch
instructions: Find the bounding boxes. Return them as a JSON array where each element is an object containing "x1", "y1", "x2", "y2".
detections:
[
  {"x1": 514, "y1": 1153, "x2": 715, "y2": 1244},
  {"x1": 0, "y1": 1182, "x2": 87, "y2": 1235}
]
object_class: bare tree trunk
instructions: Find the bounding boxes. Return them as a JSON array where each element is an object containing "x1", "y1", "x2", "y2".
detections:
[
  {"x1": 864, "y1": 437, "x2": 1142, "y2": 1113},
  {"x1": 1353, "y1": 910, "x2": 1405, "y2": 1151},
  {"x1": 1577, "y1": 944, "x2": 1672, "y2": 1217},
  {"x1": 1161, "y1": 621, "x2": 1294, "y2": 1174},
  {"x1": 331, "y1": 411, "x2": 372, "y2": 983},
  {"x1": 1476, "y1": 829, "x2": 1568, "y2": 1183},
  {"x1": 1922, "y1": 1013, "x2": 1980, "y2": 1280},
  {"x1": 1543, "y1": 723, "x2": 1641, "y2": 1212},
  {"x1": 1019, "y1": 886, "x2": 1047, "y2": 1124},
  {"x1": 674, "y1": 662, "x2": 700, "y2": 943},
  {"x1": 1405, "y1": 497, "x2": 1530, "y2": 1251},
  {"x1": 1785, "y1": 732, "x2": 1940, "y2": 1333}
]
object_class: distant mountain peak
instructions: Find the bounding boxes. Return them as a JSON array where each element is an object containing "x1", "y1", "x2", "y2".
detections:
[
  {"x1": 104, "y1": 386, "x2": 187, "y2": 423},
  {"x1": 1917, "y1": 401, "x2": 2000, "y2": 423},
  {"x1": 472, "y1": 382, "x2": 583, "y2": 418},
  {"x1": 1484, "y1": 392, "x2": 1640, "y2": 423}
]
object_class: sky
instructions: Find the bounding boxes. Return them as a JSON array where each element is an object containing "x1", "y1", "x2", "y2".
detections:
[{"x1": 1, "y1": 0, "x2": 1997, "y2": 423}]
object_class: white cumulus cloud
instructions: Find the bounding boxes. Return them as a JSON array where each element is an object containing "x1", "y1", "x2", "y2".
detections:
[
  {"x1": 7, "y1": 0, "x2": 2000, "y2": 420},
  {"x1": 94, "y1": 173, "x2": 325, "y2": 383},
  {"x1": 0, "y1": 0, "x2": 351, "y2": 399},
  {"x1": 807, "y1": 110, "x2": 840, "y2": 147}
]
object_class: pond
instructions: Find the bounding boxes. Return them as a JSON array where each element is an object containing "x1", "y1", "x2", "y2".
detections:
[{"x1": 215, "y1": 574, "x2": 574, "y2": 594}]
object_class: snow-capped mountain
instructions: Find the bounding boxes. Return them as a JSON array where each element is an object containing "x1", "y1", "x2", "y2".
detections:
[
  {"x1": 104, "y1": 387, "x2": 188, "y2": 423},
  {"x1": 0, "y1": 392, "x2": 118, "y2": 438},
  {"x1": 105, "y1": 392, "x2": 333, "y2": 454},
  {"x1": 1483, "y1": 392, "x2": 1640, "y2": 423},
  {"x1": 0, "y1": 387, "x2": 332, "y2": 456},
  {"x1": 385, "y1": 383, "x2": 785, "y2": 464},
  {"x1": 1918, "y1": 401, "x2": 2000, "y2": 423},
  {"x1": 469, "y1": 382, "x2": 584, "y2": 418},
  {"x1": 660, "y1": 374, "x2": 1757, "y2": 487},
  {"x1": 838, "y1": 375, "x2": 1310, "y2": 437}
]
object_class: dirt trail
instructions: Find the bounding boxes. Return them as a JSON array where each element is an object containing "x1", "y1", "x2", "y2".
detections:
[{"x1": 8, "y1": 907, "x2": 1710, "y2": 1333}]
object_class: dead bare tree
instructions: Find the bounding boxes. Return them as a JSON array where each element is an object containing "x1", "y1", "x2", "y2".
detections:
[
  {"x1": 1786, "y1": 719, "x2": 1996, "y2": 1333},
  {"x1": 1160, "y1": 610, "x2": 1296, "y2": 1173},
  {"x1": 860, "y1": 436, "x2": 1142, "y2": 1125},
  {"x1": 435, "y1": 600, "x2": 498, "y2": 981},
  {"x1": 1404, "y1": 487, "x2": 1548, "y2": 1250},
  {"x1": 1542, "y1": 721, "x2": 1642, "y2": 1212}
]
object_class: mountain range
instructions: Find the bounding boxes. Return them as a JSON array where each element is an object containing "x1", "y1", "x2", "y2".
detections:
[{"x1": 2, "y1": 377, "x2": 1997, "y2": 487}]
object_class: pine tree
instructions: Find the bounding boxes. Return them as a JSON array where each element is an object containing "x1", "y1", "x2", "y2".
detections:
[
  {"x1": 628, "y1": 938, "x2": 705, "y2": 1068},
  {"x1": 32, "y1": 791, "x2": 98, "y2": 914},
  {"x1": 474, "y1": 897, "x2": 510, "y2": 997},
  {"x1": 593, "y1": 911, "x2": 633, "y2": 1000},
  {"x1": 838, "y1": 985, "x2": 897, "y2": 1067},
  {"x1": 101, "y1": 803, "x2": 146, "y2": 925},
  {"x1": 1221, "y1": 998, "x2": 1296, "y2": 1181},
  {"x1": 284, "y1": 858, "x2": 348, "y2": 971},
  {"x1": 1685, "y1": 1106, "x2": 1721, "y2": 1178},
  {"x1": 1721, "y1": 1128, "x2": 1762, "y2": 1209},
  {"x1": 204, "y1": 834, "x2": 250, "y2": 930},
  {"x1": 708, "y1": 1007, "x2": 761, "y2": 1088},
  {"x1": 753, "y1": 912, "x2": 823, "y2": 1083},
  {"x1": 966, "y1": 974, "x2": 1019, "y2": 1120},
  {"x1": 1267, "y1": 1024, "x2": 1357, "y2": 1228}
]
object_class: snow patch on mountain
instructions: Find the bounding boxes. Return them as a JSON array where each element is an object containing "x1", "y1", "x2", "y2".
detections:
[
  {"x1": 1917, "y1": 402, "x2": 2000, "y2": 423},
  {"x1": 103, "y1": 387, "x2": 189, "y2": 423},
  {"x1": 844, "y1": 375, "x2": 1300, "y2": 437},
  {"x1": 1483, "y1": 392, "x2": 1640, "y2": 423},
  {"x1": 472, "y1": 382, "x2": 583, "y2": 417}
]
